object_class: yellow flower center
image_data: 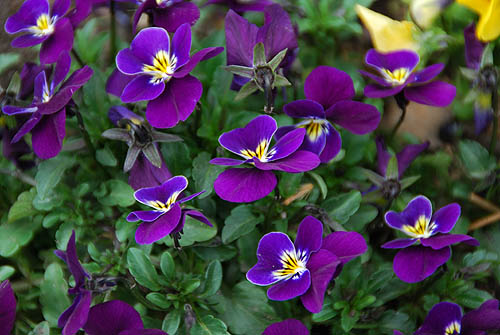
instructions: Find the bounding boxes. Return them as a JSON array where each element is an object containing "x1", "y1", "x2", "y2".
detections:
[
  {"x1": 30, "y1": 14, "x2": 55, "y2": 37},
  {"x1": 143, "y1": 50, "x2": 177, "y2": 84},
  {"x1": 402, "y1": 215, "x2": 436, "y2": 238},
  {"x1": 147, "y1": 191, "x2": 181, "y2": 212},
  {"x1": 298, "y1": 119, "x2": 327, "y2": 142},
  {"x1": 445, "y1": 321, "x2": 461, "y2": 335},
  {"x1": 381, "y1": 67, "x2": 411, "y2": 86},
  {"x1": 273, "y1": 249, "x2": 307, "y2": 280},
  {"x1": 240, "y1": 139, "x2": 275, "y2": 162}
]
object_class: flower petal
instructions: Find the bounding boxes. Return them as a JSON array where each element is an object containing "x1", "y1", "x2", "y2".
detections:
[
  {"x1": 464, "y1": 23, "x2": 486, "y2": 70},
  {"x1": 39, "y1": 18, "x2": 74, "y2": 64},
  {"x1": 152, "y1": 2, "x2": 200, "y2": 33},
  {"x1": 393, "y1": 245, "x2": 450, "y2": 283},
  {"x1": 52, "y1": 0, "x2": 71, "y2": 18},
  {"x1": 326, "y1": 100, "x2": 380, "y2": 135},
  {"x1": 254, "y1": 150, "x2": 320, "y2": 173},
  {"x1": 262, "y1": 319, "x2": 309, "y2": 335},
  {"x1": 11, "y1": 112, "x2": 43, "y2": 143},
  {"x1": 267, "y1": 270, "x2": 311, "y2": 301},
  {"x1": 5, "y1": 0, "x2": 49, "y2": 34},
  {"x1": 415, "y1": 302, "x2": 462, "y2": 335},
  {"x1": 116, "y1": 48, "x2": 146, "y2": 75},
  {"x1": 129, "y1": 154, "x2": 172, "y2": 190},
  {"x1": 134, "y1": 175, "x2": 188, "y2": 207},
  {"x1": 431, "y1": 203, "x2": 461, "y2": 233},
  {"x1": 462, "y1": 299, "x2": 500, "y2": 332},
  {"x1": 106, "y1": 69, "x2": 134, "y2": 98},
  {"x1": 304, "y1": 66, "x2": 355, "y2": 109},
  {"x1": 294, "y1": 216, "x2": 323, "y2": 254},
  {"x1": 396, "y1": 141, "x2": 429, "y2": 177},
  {"x1": 31, "y1": 109, "x2": 66, "y2": 159},
  {"x1": 283, "y1": 99, "x2": 326, "y2": 119},
  {"x1": 121, "y1": 75, "x2": 165, "y2": 103},
  {"x1": 11, "y1": 34, "x2": 48, "y2": 48},
  {"x1": 404, "y1": 81, "x2": 456, "y2": 107},
  {"x1": 268, "y1": 128, "x2": 305, "y2": 161},
  {"x1": 410, "y1": 63, "x2": 444, "y2": 84},
  {"x1": 209, "y1": 157, "x2": 246, "y2": 166},
  {"x1": 173, "y1": 47, "x2": 224, "y2": 78},
  {"x1": 421, "y1": 234, "x2": 479, "y2": 250},
  {"x1": 130, "y1": 27, "x2": 170, "y2": 65},
  {"x1": 170, "y1": 23, "x2": 191, "y2": 70},
  {"x1": 400, "y1": 195, "x2": 433, "y2": 228},
  {"x1": 365, "y1": 48, "x2": 420, "y2": 73},
  {"x1": 0, "y1": 281, "x2": 16, "y2": 335},
  {"x1": 135, "y1": 203, "x2": 182, "y2": 244},
  {"x1": 381, "y1": 238, "x2": 417, "y2": 249},
  {"x1": 126, "y1": 210, "x2": 164, "y2": 222},
  {"x1": 319, "y1": 124, "x2": 341, "y2": 163},
  {"x1": 364, "y1": 83, "x2": 405, "y2": 99},
  {"x1": 225, "y1": 9, "x2": 259, "y2": 68},
  {"x1": 321, "y1": 231, "x2": 368, "y2": 263},
  {"x1": 83, "y1": 300, "x2": 144, "y2": 335}
]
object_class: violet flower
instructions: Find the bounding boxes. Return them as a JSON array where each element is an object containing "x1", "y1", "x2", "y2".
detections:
[
  {"x1": 133, "y1": 0, "x2": 200, "y2": 33},
  {"x1": 83, "y1": 300, "x2": 167, "y2": 335},
  {"x1": 210, "y1": 115, "x2": 320, "y2": 203},
  {"x1": 206, "y1": 0, "x2": 273, "y2": 13},
  {"x1": 0, "y1": 280, "x2": 16, "y2": 335},
  {"x1": 415, "y1": 300, "x2": 500, "y2": 335},
  {"x1": 382, "y1": 195, "x2": 479, "y2": 283},
  {"x1": 108, "y1": 25, "x2": 223, "y2": 128},
  {"x1": 2, "y1": 52, "x2": 93, "y2": 159},
  {"x1": 247, "y1": 216, "x2": 367, "y2": 313},
  {"x1": 127, "y1": 175, "x2": 211, "y2": 244},
  {"x1": 129, "y1": 154, "x2": 172, "y2": 190},
  {"x1": 263, "y1": 319, "x2": 309, "y2": 335},
  {"x1": 276, "y1": 66, "x2": 381, "y2": 163},
  {"x1": 5, "y1": 0, "x2": 74, "y2": 64},
  {"x1": 55, "y1": 231, "x2": 92, "y2": 335},
  {"x1": 360, "y1": 49, "x2": 456, "y2": 107}
]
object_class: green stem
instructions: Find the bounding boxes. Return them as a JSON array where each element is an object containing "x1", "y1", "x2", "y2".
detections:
[
  {"x1": 71, "y1": 48, "x2": 84, "y2": 67},
  {"x1": 76, "y1": 110, "x2": 96, "y2": 157},
  {"x1": 489, "y1": 88, "x2": 498, "y2": 154},
  {"x1": 390, "y1": 92, "x2": 409, "y2": 140}
]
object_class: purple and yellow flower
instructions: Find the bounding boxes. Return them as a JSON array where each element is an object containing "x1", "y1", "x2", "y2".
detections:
[
  {"x1": 83, "y1": 300, "x2": 167, "y2": 335},
  {"x1": 55, "y1": 231, "x2": 92, "y2": 335},
  {"x1": 276, "y1": 66, "x2": 381, "y2": 163},
  {"x1": 382, "y1": 195, "x2": 479, "y2": 283},
  {"x1": 0, "y1": 280, "x2": 16, "y2": 335},
  {"x1": 206, "y1": 0, "x2": 273, "y2": 13},
  {"x1": 247, "y1": 216, "x2": 367, "y2": 313},
  {"x1": 210, "y1": 115, "x2": 320, "y2": 203},
  {"x1": 361, "y1": 49, "x2": 456, "y2": 107},
  {"x1": 133, "y1": 0, "x2": 200, "y2": 34},
  {"x1": 263, "y1": 319, "x2": 309, "y2": 335},
  {"x1": 2, "y1": 52, "x2": 93, "y2": 159},
  {"x1": 5, "y1": 0, "x2": 74, "y2": 64},
  {"x1": 108, "y1": 25, "x2": 223, "y2": 128},
  {"x1": 415, "y1": 300, "x2": 500, "y2": 335},
  {"x1": 127, "y1": 175, "x2": 211, "y2": 244}
]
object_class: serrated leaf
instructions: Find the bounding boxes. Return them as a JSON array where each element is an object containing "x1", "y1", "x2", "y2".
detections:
[
  {"x1": 222, "y1": 205, "x2": 263, "y2": 244},
  {"x1": 127, "y1": 248, "x2": 161, "y2": 291}
]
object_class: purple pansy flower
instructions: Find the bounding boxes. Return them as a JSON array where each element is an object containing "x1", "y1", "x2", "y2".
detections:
[
  {"x1": 109, "y1": 25, "x2": 223, "y2": 128},
  {"x1": 55, "y1": 231, "x2": 92, "y2": 335},
  {"x1": 247, "y1": 216, "x2": 366, "y2": 313},
  {"x1": 83, "y1": 300, "x2": 167, "y2": 335},
  {"x1": 206, "y1": 0, "x2": 273, "y2": 13},
  {"x1": 361, "y1": 49, "x2": 456, "y2": 107},
  {"x1": 3, "y1": 52, "x2": 93, "y2": 159},
  {"x1": 127, "y1": 175, "x2": 211, "y2": 244},
  {"x1": 225, "y1": 4, "x2": 298, "y2": 90},
  {"x1": 262, "y1": 319, "x2": 309, "y2": 335},
  {"x1": 415, "y1": 300, "x2": 500, "y2": 335},
  {"x1": 382, "y1": 195, "x2": 479, "y2": 283},
  {"x1": 276, "y1": 66, "x2": 381, "y2": 163},
  {"x1": 5, "y1": 0, "x2": 74, "y2": 64},
  {"x1": 210, "y1": 115, "x2": 320, "y2": 203},
  {"x1": 0, "y1": 280, "x2": 16, "y2": 335},
  {"x1": 133, "y1": 0, "x2": 200, "y2": 34}
]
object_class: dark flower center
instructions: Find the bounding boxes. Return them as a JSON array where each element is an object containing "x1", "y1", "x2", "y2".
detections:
[{"x1": 381, "y1": 178, "x2": 401, "y2": 200}]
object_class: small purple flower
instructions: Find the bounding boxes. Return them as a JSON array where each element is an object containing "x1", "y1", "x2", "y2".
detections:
[
  {"x1": 361, "y1": 49, "x2": 456, "y2": 107},
  {"x1": 133, "y1": 0, "x2": 200, "y2": 34},
  {"x1": 247, "y1": 216, "x2": 366, "y2": 313},
  {"x1": 109, "y1": 25, "x2": 223, "y2": 128},
  {"x1": 263, "y1": 319, "x2": 309, "y2": 335},
  {"x1": 3, "y1": 52, "x2": 93, "y2": 159},
  {"x1": 415, "y1": 300, "x2": 500, "y2": 335},
  {"x1": 5, "y1": 0, "x2": 74, "y2": 64},
  {"x1": 127, "y1": 175, "x2": 211, "y2": 244},
  {"x1": 206, "y1": 0, "x2": 273, "y2": 13},
  {"x1": 276, "y1": 66, "x2": 381, "y2": 163},
  {"x1": 210, "y1": 115, "x2": 320, "y2": 203},
  {"x1": 83, "y1": 300, "x2": 167, "y2": 335},
  {"x1": 382, "y1": 195, "x2": 479, "y2": 283},
  {"x1": 0, "y1": 280, "x2": 16, "y2": 335},
  {"x1": 55, "y1": 231, "x2": 92, "y2": 335}
]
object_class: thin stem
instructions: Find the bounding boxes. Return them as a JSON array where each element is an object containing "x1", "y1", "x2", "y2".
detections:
[
  {"x1": 489, "y1": 87, "x2": 498, "y2": 154},
  {"x1": 109, "y1": 0, "x2": 117, "y2": 64},
  {"x1": 0, "y1": 168, "x2": 36, "y2": 186},
  {"x1": 390, "y1": 92, "x2": 409, "y2": 140},
  {"x1": 76, "y1": 110, "x2": 96, "y2": 156},
  {"x1": 72, "y1": 48, "x2": 84, "y2": 67},
  {"x1": 304, "y1": 204, "x2": 346, "y2": 231}
]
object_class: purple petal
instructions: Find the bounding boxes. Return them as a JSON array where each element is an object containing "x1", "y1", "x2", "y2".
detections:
[
  {"x1": 106, "y1": 69, "x2": 134, "y2": 98},
  {"x1": 410, "y1": 64, "x2": 444, "y2": 84},
  {"x1": 364, "y1": 83, "x2": 405, "y2": 99},
  {"x1": 304, "y1": 66, "x2": 355, "y2": 109},
  {"x1": 268, "y1": 128, "x2": 305, "y2": 161},
  {"x1": 129, "y1": 154, "x2": 172, "y2": 190},
  {"x1": 132, "y1": 0, "x2": 152, "y2": 34},
  {"x1": 400, "y1": 195, "x2": 433, "y2": 228},
  {"x1": 11, "y1": 112, "x2": 43, "y2": 143},
  {"x1": 319, "y1": 124, "x2": 341, "y2": 163},
  {"x1": 475, "y1": 105, "x2": 494, "y2": 135},
  {"x1": 52, "y1": 0, "x2": 71, "y2": 17},
  {"x1": 263, "y1": 319, "x2": 309, "y2": 335},
  {"x1": 64, "y1": 231, "x2": 90, "y2": 287},
  {"x1": 40, "y1": 18, "x2": 74, "y2": 64},
  {"x1": 53, "y1": 51, "x2": 72, "y2": 88},
  {"x1": 116, "y1": 48, "x2": 146, "y2": 76},
  {"x1": 365, "y1": 49, "x2": 420, "y2": 73},
  {"x1": 225, "y1": 9, "x2": 259, "y2": 67},
  {"x1": 83, "y1": 300, "x2": 144, "y2": 335},
  {"x1": 177, "y1": 190, "x2": 205, "y2": 203},
  {"x1": 126, "y1": 210, "x2": 164, "y2": 222},
  {"x1": 2, "y1": 106, "x2": 38, "y2": 115},
  {"x1": 326, "y1": 100, "x2": 380, "y2": 135},
  {"x1": 219, "y1": 115, "x2": 277, "y2": 157},
  {"x1": 121, "y1": 75, "x2": 165, "y2": 103},
  {"x1": 464, "y1": 23, "x2": 486, "y2": 70},
  {"x1": 68, "y1": 0, "x2": 92, "y2": 28},
  {"x1": 421, "y1": 234, "x2": 479, "y2": 250},
  {"x1": 396, "y1": 141, "x2": 429, "y2": 177},
  {"x1": 283, "y1": 100, "x2": 326, "y2": 119},
  {"x1": 174, "y1": 47, "x2": 224, "y2": 78},
  {"x1": 247, "y1": 232, "x2": 295, "y2": 286},
  {"x1": 301, "y1": 249, "x2": 340, "y2": 313},
  {"x1": 146, "y1": 75, "x2": 202, "y2": 128},
  {"x1": 11, "y1": 34, "x2": 48, "y2": 48},
  {"x1": 5, "y1": 0, "x2": 49, "y2": 34},
  {"x1": 183, "y1": 210, "x2": 212, "y2": 227},
  {"x1": 209, "y1": 157, "x2": 246, "y2": 166},
  {"x1": 135, "y1": 203, "x2": 182, "y2": 244},
  {"x1": 108, "y1": 106, "x2": 143, "y2": 126},
  {"x1": 130, "y1": 27, "x2": 170, "y2": 65},
  {"x1": 213, "y1": 167, "x2": 277, "y2": 203},
  {"x1": 404, "y1": 81, "x2": 456, "y2": 107},
  {"x1": 462, "y1": 299, "x2": 500, "y2": 332},
  {"x1": 152, "y1": 2, "x2": 200, "y2": 33},
  {"x1": 294, "y1": 216, "x2": 323, "y2": 254},
  {"x1": 267, "y1": 270, "x2": 311, "y2": 301},
  {"x1": 359, "y1": 69, "x2": 392, "y2": 87},
  {"x1": 415, "y1": 302, "x2": 462, "y2": 335},
  {"x1": 375, "y1": 137, "x2": 391, "y2": 176},
  {"x1": 119, "y1": 330, "x2": 167, "y2": 335},
  {"x1": 31, "y1": 109, "x2": 66, "y2": 159},
  {"x1": 60, "y1": 291, "x2": 92, "y2": 335},
  {"x1": 0, "y1": 281, "x2": 16, "y2": 335},
  {"x1": 431, "y1": 203, "x2": 460, "y2": 233},
  {"x1": 170, "y1": 23, "x2": 191, "y2": 70},
  {"x1": 254, "y1": 150, "x2": 320, "y2": 173},
  {"x1": 134, "y1": 175, "x2": 188, "y2": 206},
  {"x1": 18, "y1": 62, "x2": 48, "y2": 100},
  {"x1": 381, "y1": 238, "x2": 418, "y2": 249},
  {"x1": 321, "y1": 231, "x2": 368, "y2": 263},
  {"x1": 393, "y1": 245, "x2": 450, "y2": 283}
]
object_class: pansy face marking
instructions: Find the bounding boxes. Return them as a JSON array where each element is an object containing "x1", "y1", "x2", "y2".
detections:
[
  {"x1": 143, "y1": 50, "x2": 178, "y2": 84},
  {"x1": 381, "y1": 67, "x2": 411, "y2": 86},
  {"x1": 402, "y1": 214, "x2": 436, "y2": 238},
  {"x1": 147, "y1": 191, "x2": 181, "y2": 212},
  {"x1": 240, "y1": 139, "x2": 276, "y2": 162},
  {"x1": 444, "y1": 321, "x2": 461, "y2": 335},
  {"x1": 273, "y1": 249, "x2": 308, "y2": 280},
  {"x1": 30, "y1": 14, "x2": 56, "y2": 37},
  {"x1": 297, "y1": 119, "x2": 328, "y2": 142}
]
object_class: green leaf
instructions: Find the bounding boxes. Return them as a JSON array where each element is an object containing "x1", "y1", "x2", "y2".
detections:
[
  {"x1": 192, "y1": 246, "x2": 238, "y2": 262},
  {"x1": 235, "y1": 80, "x2": 259, "y2": 101},
  {"x1": 199, "y1": 260, "x2": 222, "y2": 298},
  {"x1": 127, "y1": 248, "x2": 161, "y2": 291},
  {"x1": 101, "y1": 179, "x2": 135, "y2": 207},
  {"x1": 193, "y1": 152, "x2": 223, "y2": 199},
  {"x1": 400, "y1": 175, "x2": 421, "y2": 190},
  {"x1": 160, "y1": 251, "x2": 176, "y2": 281},
  {"x1": 0, "y1": 266, "x2": 15, "y2": 281},
  {"x1": 458, "y1": 140, "x2": 496, "y2": 179},
  {"x1": 340, "y1": 307, "x2": 359, "y2": 332},
  {"x1": 29, "y1": 321, "x2": 50, "y2": 335},
  {"x1": 222, "y1": 205, "x2": 263, "y2": 244},
  {"x1": 40, "y1": 263, "x2": 71, "y2": 327},
  {"x1": 0, "y1": 219, "x2": 41, "y2": 257},
  {"x1": 0, "y1": 53, "x2": 20, "y2": 74},
  {"x1": 96, "y1": 146, "x2": 118, "y2": 167},
  {"x1": 360, "y1": 168, "x2": 385, "y2": 186},
  {"x1": 146, "y1": 293, "x2": 171, "y2": 309},
  {"x1": 162, "y1": 308, "x2": 182, "y2": 334},
  {"x1": 345, "y1": 204, "x2": 377, "y2": 232},
  {"x1": 268, "y1": 48, "x2": 288, "y2": 70},
  {"x1": 224, "y1": 65, "x2": 254, "y2": 78},
  {"x1": 35, "y1": 156, "x2": 75, "y2": 200},
  {"x1": 308, "y1": 172, "x2": 328, "y2": 199},
  {"x1": 273, "y1": 74, "x2": 291, "y2": 88},
  {"x1": 164, "y1": 215, "x2": 217, "y2": 247},
  {"x1": 386, "y1": 156, "x2": 399, "y2": 180},
  {"x1": 8, "y1": 189, "x2": 37, "y2": 223},
  {"x1": 322, "y1": 190, "x2": 362, "y2": 224},
  {"x1": 191, "y1": 315, "x2": 230, "y2": 335}
]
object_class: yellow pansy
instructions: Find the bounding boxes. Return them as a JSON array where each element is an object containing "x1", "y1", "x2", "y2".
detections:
[
  {"x1": 457, "y1": 0, "x2": 500, "y2": 41},
  {"x1": 355, "y1": 5, "x2": 419, "y2": 53}
]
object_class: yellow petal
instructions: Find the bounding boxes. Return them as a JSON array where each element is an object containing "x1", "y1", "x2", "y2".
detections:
[
  {"x1": 476, "y1": 0, "x2": 500, "y2": 41},
  {"x1": 456, "y1": 0, "x2": 490, "y2": 15},
  {"x1": 410, "y1": 0, "x2": 444, "y2": 28},
  {"x1": 355, "y1": 5, "x2": 419, "y2": 52}
]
